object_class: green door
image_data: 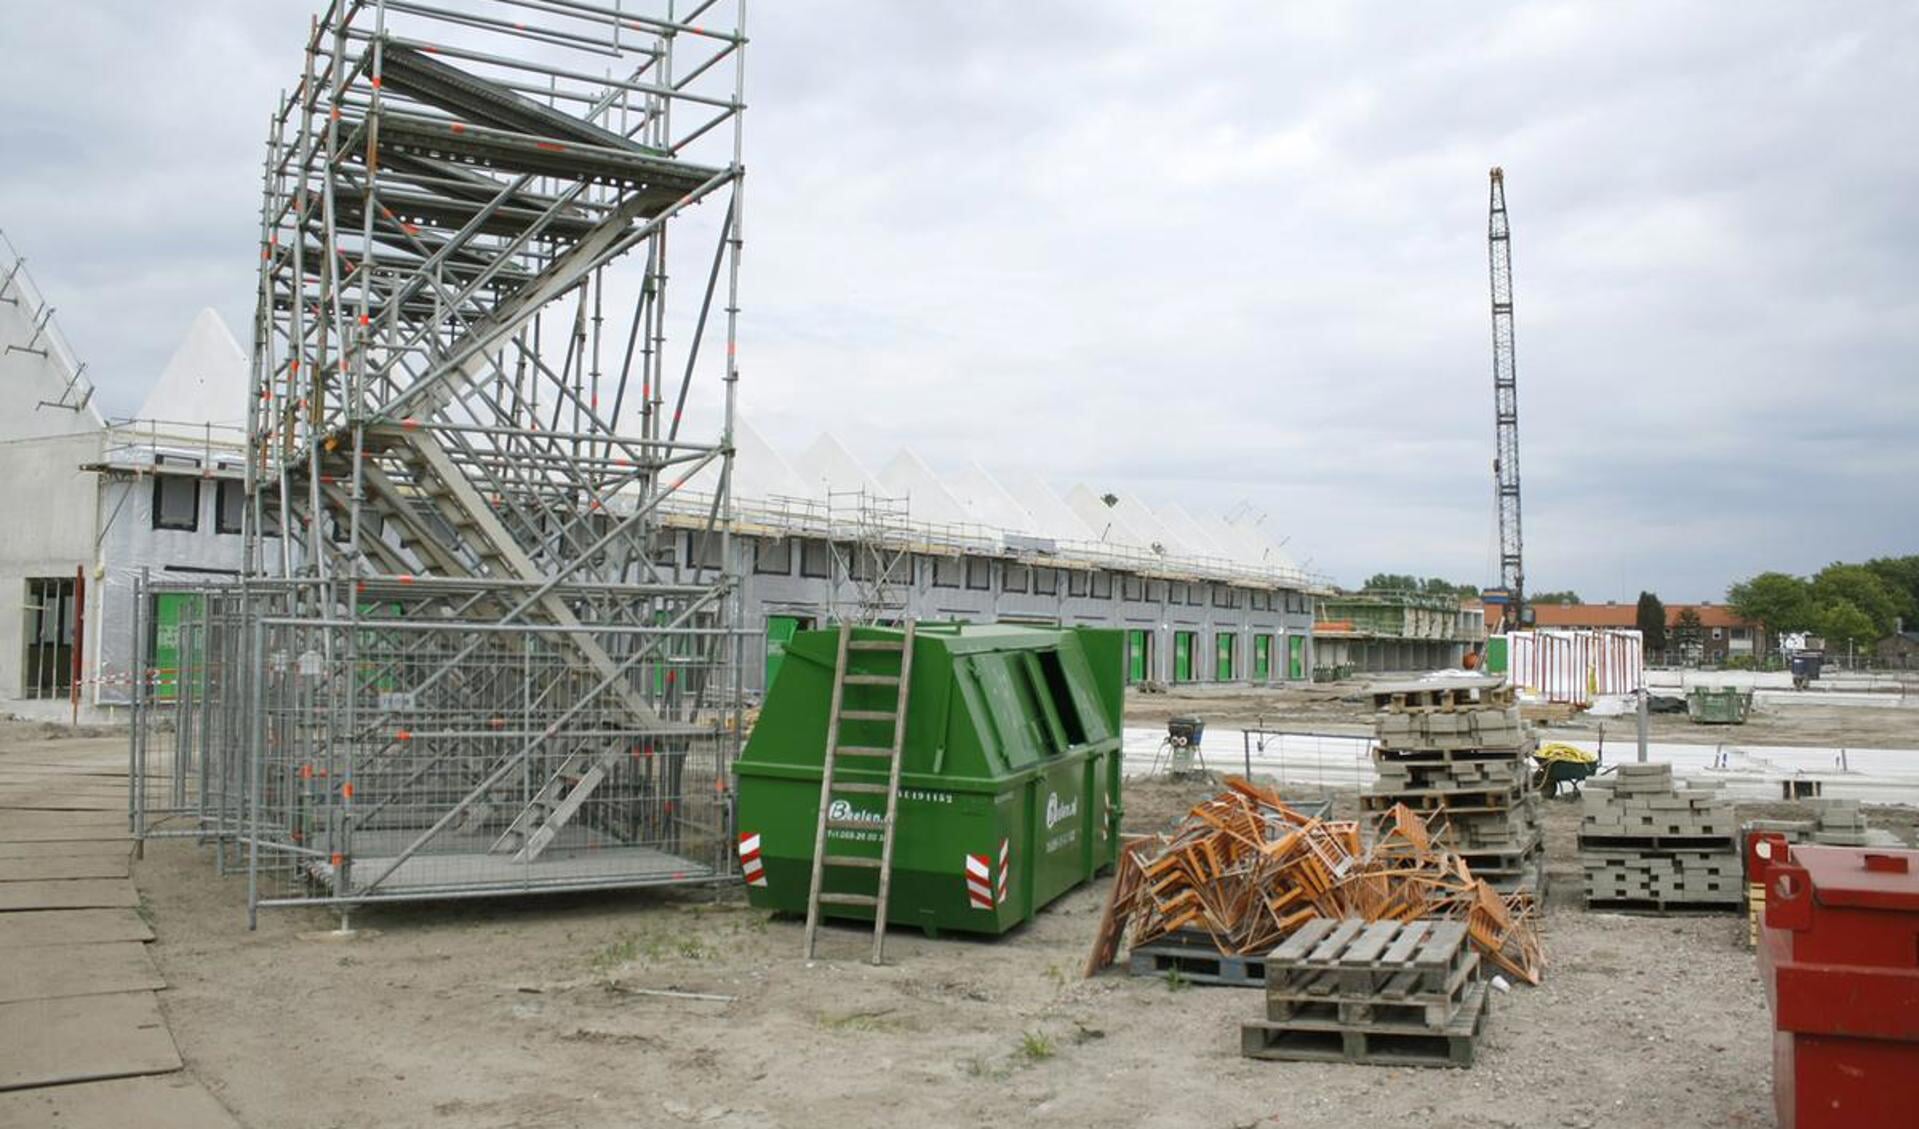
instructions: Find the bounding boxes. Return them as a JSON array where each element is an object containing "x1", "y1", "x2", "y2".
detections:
[
  {"x1": 1253, "y1": 635, "x2": 1271, "y2": 681},
  {"x1": 1173, "y1": 632, "x2": 1193, "y2": 683},
  {"x1": 1287, "y1": 634, "x2": 1306, "y2": 680},
  {"x1": 1126, "y1": 629, "x2": 1149, "y2": 683},
  {"x1": 766, "y1": 615, "x2": 803, "y2": 690},
  {"x1": 150, "y1": 592, "x2": 201, "y2": 702},
  {"x1": 1216, "y1": 633, "x2": 1235, "y2": 681}
]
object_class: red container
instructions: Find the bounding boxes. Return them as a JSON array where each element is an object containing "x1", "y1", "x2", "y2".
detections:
[{"x1": 1757, "y1": 842, "x2": 1919, "y2": 1129}]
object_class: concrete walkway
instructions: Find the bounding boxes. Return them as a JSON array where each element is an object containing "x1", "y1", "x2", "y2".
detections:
[{"x1": 0, "y1": 728, "x2": 240, "y2": 1127}]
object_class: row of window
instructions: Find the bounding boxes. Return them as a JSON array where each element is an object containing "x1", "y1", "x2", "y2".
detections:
[
  {"x1": 152, "y1": 456, "x2": 244, "y2": 535},
  {"x1": 750, "y1": 538, "x2": 1309, "y2": 611}
]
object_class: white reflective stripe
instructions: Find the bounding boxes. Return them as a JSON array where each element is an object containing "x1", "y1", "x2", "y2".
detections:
[
  {"x1": 964, "y1": 855, "x2": 990, "y2": 879},
  {"x1": 998, "y1": 839, "x2": 1009, "y2": 866},
  {"x1": 738, "y1": 832, "x2": 761, "y2": 855},
  {"x1": 966, "y1": 883, "x2": 993, "y2": 906}
]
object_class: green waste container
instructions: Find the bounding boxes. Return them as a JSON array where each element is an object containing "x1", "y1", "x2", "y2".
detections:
[{"x1": 734, "y1": 623, "x2": 1124, "y2": 936}]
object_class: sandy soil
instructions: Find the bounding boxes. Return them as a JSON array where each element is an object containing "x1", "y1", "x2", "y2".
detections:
[
  {"x1": 35, "y1": 690, "x2": 1910, "y2": 1129},
  {"x1": 130, "y1": 781, "x2": 1872, "y2": 1127}
]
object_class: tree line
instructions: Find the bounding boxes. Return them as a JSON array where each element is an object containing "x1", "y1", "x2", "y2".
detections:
[{"x1": 1725, "y1": 556, "x2": 1919, "y2": 651}]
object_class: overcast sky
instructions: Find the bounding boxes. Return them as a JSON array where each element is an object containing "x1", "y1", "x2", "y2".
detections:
[{"x1": 2, "y1": 2, "x2": 1914, "y2": 599}]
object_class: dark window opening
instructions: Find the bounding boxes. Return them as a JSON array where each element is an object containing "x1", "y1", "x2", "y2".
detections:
[
  {"x1": 965, "y1": 557, "x2": 991, "y2": 591},
  {"x1": 1067, "y1": 570, "x2": 1089, "y2": 598},
  {"x1": 1121, "y1": 574, "x2": 1142, "y2": 601},
  {"x1": 754, "y1": 538, "x2": 793, "y2": 575},
  {"x1": 152, "y1": 456, "x2": 200, "y2": 531},
  {"x1": 932, "y1": 555, "x2": 962, "y2": 588},
  {"x1": 1003, "y1": 563, "x2": 1030, "y2": 593},
  {"x1": 1092, "y1": 571, "x2": 1114, "y2": 599},
  {"x1": 215, "y1": 475, "x2": 245, "y2": 535},
  {"x1": 1034, "y1": 567, "x2": 1058, "y2": 596},
  {"x1": 800, "y1": 539, "x2": 832, "y2": 579}
]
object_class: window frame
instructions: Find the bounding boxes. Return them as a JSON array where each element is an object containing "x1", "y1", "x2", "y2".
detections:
[
  {"x1": 799, "y1": 538, "x2": 832, "y2": 579},
  {"x1": 964, "y1": 557, "x2": 992, "y2": 591},
  {"x1": 151, "y1": 455, "x2": 201, "y2": 532}
]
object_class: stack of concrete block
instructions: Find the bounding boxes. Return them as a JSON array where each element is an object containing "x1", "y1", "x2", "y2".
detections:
[
  {"x1": 1366, "y1": 685, "x2": 1543, "y2": 893},
  {"x1": 1578, "y1": 763, "x2": 1741, "y2": 910},
  {"x1": 1741, "y1": 801, "x2": 1902, "y2": 945}
]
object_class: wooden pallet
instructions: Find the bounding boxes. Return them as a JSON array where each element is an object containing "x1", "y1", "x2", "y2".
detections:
[
  {"x1": 1127, "y1": 930, "x2": 1268, "y2": 988},
  {"x1": 1576, "y1": 833, "x2": 1737, "y2": 852},
  {"x1": 1242, "y1": 981, "x2": 1490, "y2": 1068},
  {"x1": 1583, "y1": 896, "x2": 1743, "y2": 914},
  {"x1": 1376, "y1": 739, "x2": 1533, "y2": 760},
  {"x1": 1371, "y1": 683, "x2": 1515, "y2": 714},
  {"x1": 1362, "y1": 787, "x2": 1526, "y2": 815},
  {"x1": 1266, "y1": 918, "x2": 1472, "y2": 998}
]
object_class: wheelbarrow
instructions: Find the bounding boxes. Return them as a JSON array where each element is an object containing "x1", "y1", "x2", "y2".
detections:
[{"x1": 1532, "y1": 742, "x2": 1601, "y2": 799}]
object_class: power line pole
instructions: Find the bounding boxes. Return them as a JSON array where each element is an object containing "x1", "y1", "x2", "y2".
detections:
[{"x1": 1488, "y1": 167, "x2": 1526, "y2": 631}]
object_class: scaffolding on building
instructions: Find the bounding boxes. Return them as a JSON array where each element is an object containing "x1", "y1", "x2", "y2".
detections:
[
  {"x1": 130, "y1": 0, "x2": 749, "y2": 924},
  {"x1": 826, "y1": 488, "x2": 913, "y2": 623}
]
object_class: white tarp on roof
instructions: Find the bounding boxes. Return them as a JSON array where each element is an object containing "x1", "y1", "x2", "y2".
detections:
[
  {"x1": 999, "y1": 472, "x2": 1098, "y2": 544},
  {"x1": 794, "y1": 432, "x2": 885, "y2": 499},
  {"x1": 946, "y1": 461, "x2": 1041, "y2": 536},
  {"x1": 1154, "y1": 502, "x2": 1234, "y2": 564},
  {"x1": 1065, "y1": 484, "x2": 1148, "y2": 548},
  {"x1": 682, "y1": 414, "x2": 816, "y2": 502},
  {"x1": 1110, "y1": 493, "x2": 1183, "y2": 556},
  {"x1": 136, "y1": 308, "x2": 246, "y2": 430},
  {"x1": 1213, "y1": 514, "x2": 1300, "y2": 574},
  {"x1": 878, "y1": 449, "x2": 974, "y2": 527}
]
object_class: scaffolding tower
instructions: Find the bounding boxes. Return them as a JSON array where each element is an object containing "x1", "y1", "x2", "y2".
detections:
[
  {"x1": 826, "y1": 489, "x2": 912, "y2": 624},
  {"x1": 132, "y1": 0, "x2": 751, "y2": 923}
]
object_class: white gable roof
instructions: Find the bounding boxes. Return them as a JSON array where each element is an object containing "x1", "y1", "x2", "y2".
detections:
[
  {"x1": 794, "y1": 432, "x2": 885, "y2": 499},
  {"x1": 999, "y1": 472, "x2": 1098, "y2": 544},
  {"x1": 1065, "y1": 484, "x2": 1147, "y2": 548},
  {"x1": 137, "y1": 308, "x2": 246, "y2": 430},
  {"x1": 877, "y1": 449, "x2": 973, "y2": 527},
  {"x1": 946, "y1": 461, "x2": 1041, "y2": 536}
]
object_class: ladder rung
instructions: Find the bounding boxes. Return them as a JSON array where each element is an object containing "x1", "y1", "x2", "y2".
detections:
[
  {"x1": 847, "y1": 641, "x2": 904, "y2": 652},
  {"x1": 817, "y1": 892, "x2": 879, "y2": 906},
  {"x1": 839, "y1": 709, "x2": 896, "y2": 721},
  {"x1": 837, "y1": 746, "x2": 894, "y2": 758},
  {"x1": 822, "y1": 854, "x2": 883, "y2": 869},
  {"x1": 831, "y1": 781, "x2": 890, "y2": 795},
  {"x1": 842, "y1": 674, "x2": 901, "y2": 686}
]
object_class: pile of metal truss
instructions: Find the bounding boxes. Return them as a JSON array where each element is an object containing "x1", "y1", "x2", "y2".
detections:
[{"x1": 130, "y1": 0, "x2": 749, "y2": 925}]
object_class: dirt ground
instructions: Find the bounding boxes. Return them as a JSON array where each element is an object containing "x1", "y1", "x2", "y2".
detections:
[
  {"x1": 31, "y1": 693, "x2": 1915, "y2": 1129},
  {"x1": 1126, "y1": 682, "x2": 1919, "y2": 750}
]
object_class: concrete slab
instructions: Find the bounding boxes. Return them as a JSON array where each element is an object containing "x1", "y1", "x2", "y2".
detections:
[
  {"x1": 0, "y1": 990, "x2": 181, "y2": 1090},
  {"x1": 0, "y1": 855, "x2": 131, "y2": 882},
  {"x1": 0, "y1": 908, "x2": 152, "y2": 947},
  {"x1": 0, "y1": 940, "x2": 163, "y2": 1003},
  {"x1": 0, "y1": 839, "x2": 132, "y2": 860},
  {"x1": 0, "y1": 1074, "x2": 241, "y2": 1129},
  {"x1": 0, "y1": 878, "x2": 139, "y2": 911}
]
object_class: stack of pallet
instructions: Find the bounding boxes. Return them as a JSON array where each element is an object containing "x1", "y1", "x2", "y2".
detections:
[
  {"x1": 1365, "y1": 681, "x2": 1544, "y2": 893},
  {"x1": 1240, "y1": 917, "x2": 1491, "y2": 1069},
  {"x1": 1579, "y1": 763, "x2": 1741, "y2": 910}
]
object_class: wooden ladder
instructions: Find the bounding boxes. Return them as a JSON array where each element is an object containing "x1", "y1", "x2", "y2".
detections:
[{"x1": 802, "y1": 620, "x2": 916, "y2": 964}]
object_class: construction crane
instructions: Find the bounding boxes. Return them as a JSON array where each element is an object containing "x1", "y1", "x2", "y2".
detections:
[{"x1": 1487, "y1": 167, "x2": 1525, "y2": 631}]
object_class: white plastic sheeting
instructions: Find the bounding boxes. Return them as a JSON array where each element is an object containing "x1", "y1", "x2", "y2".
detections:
[{"x1": 1504, "y1": 629, "x2": 1645, "y2": 705}]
